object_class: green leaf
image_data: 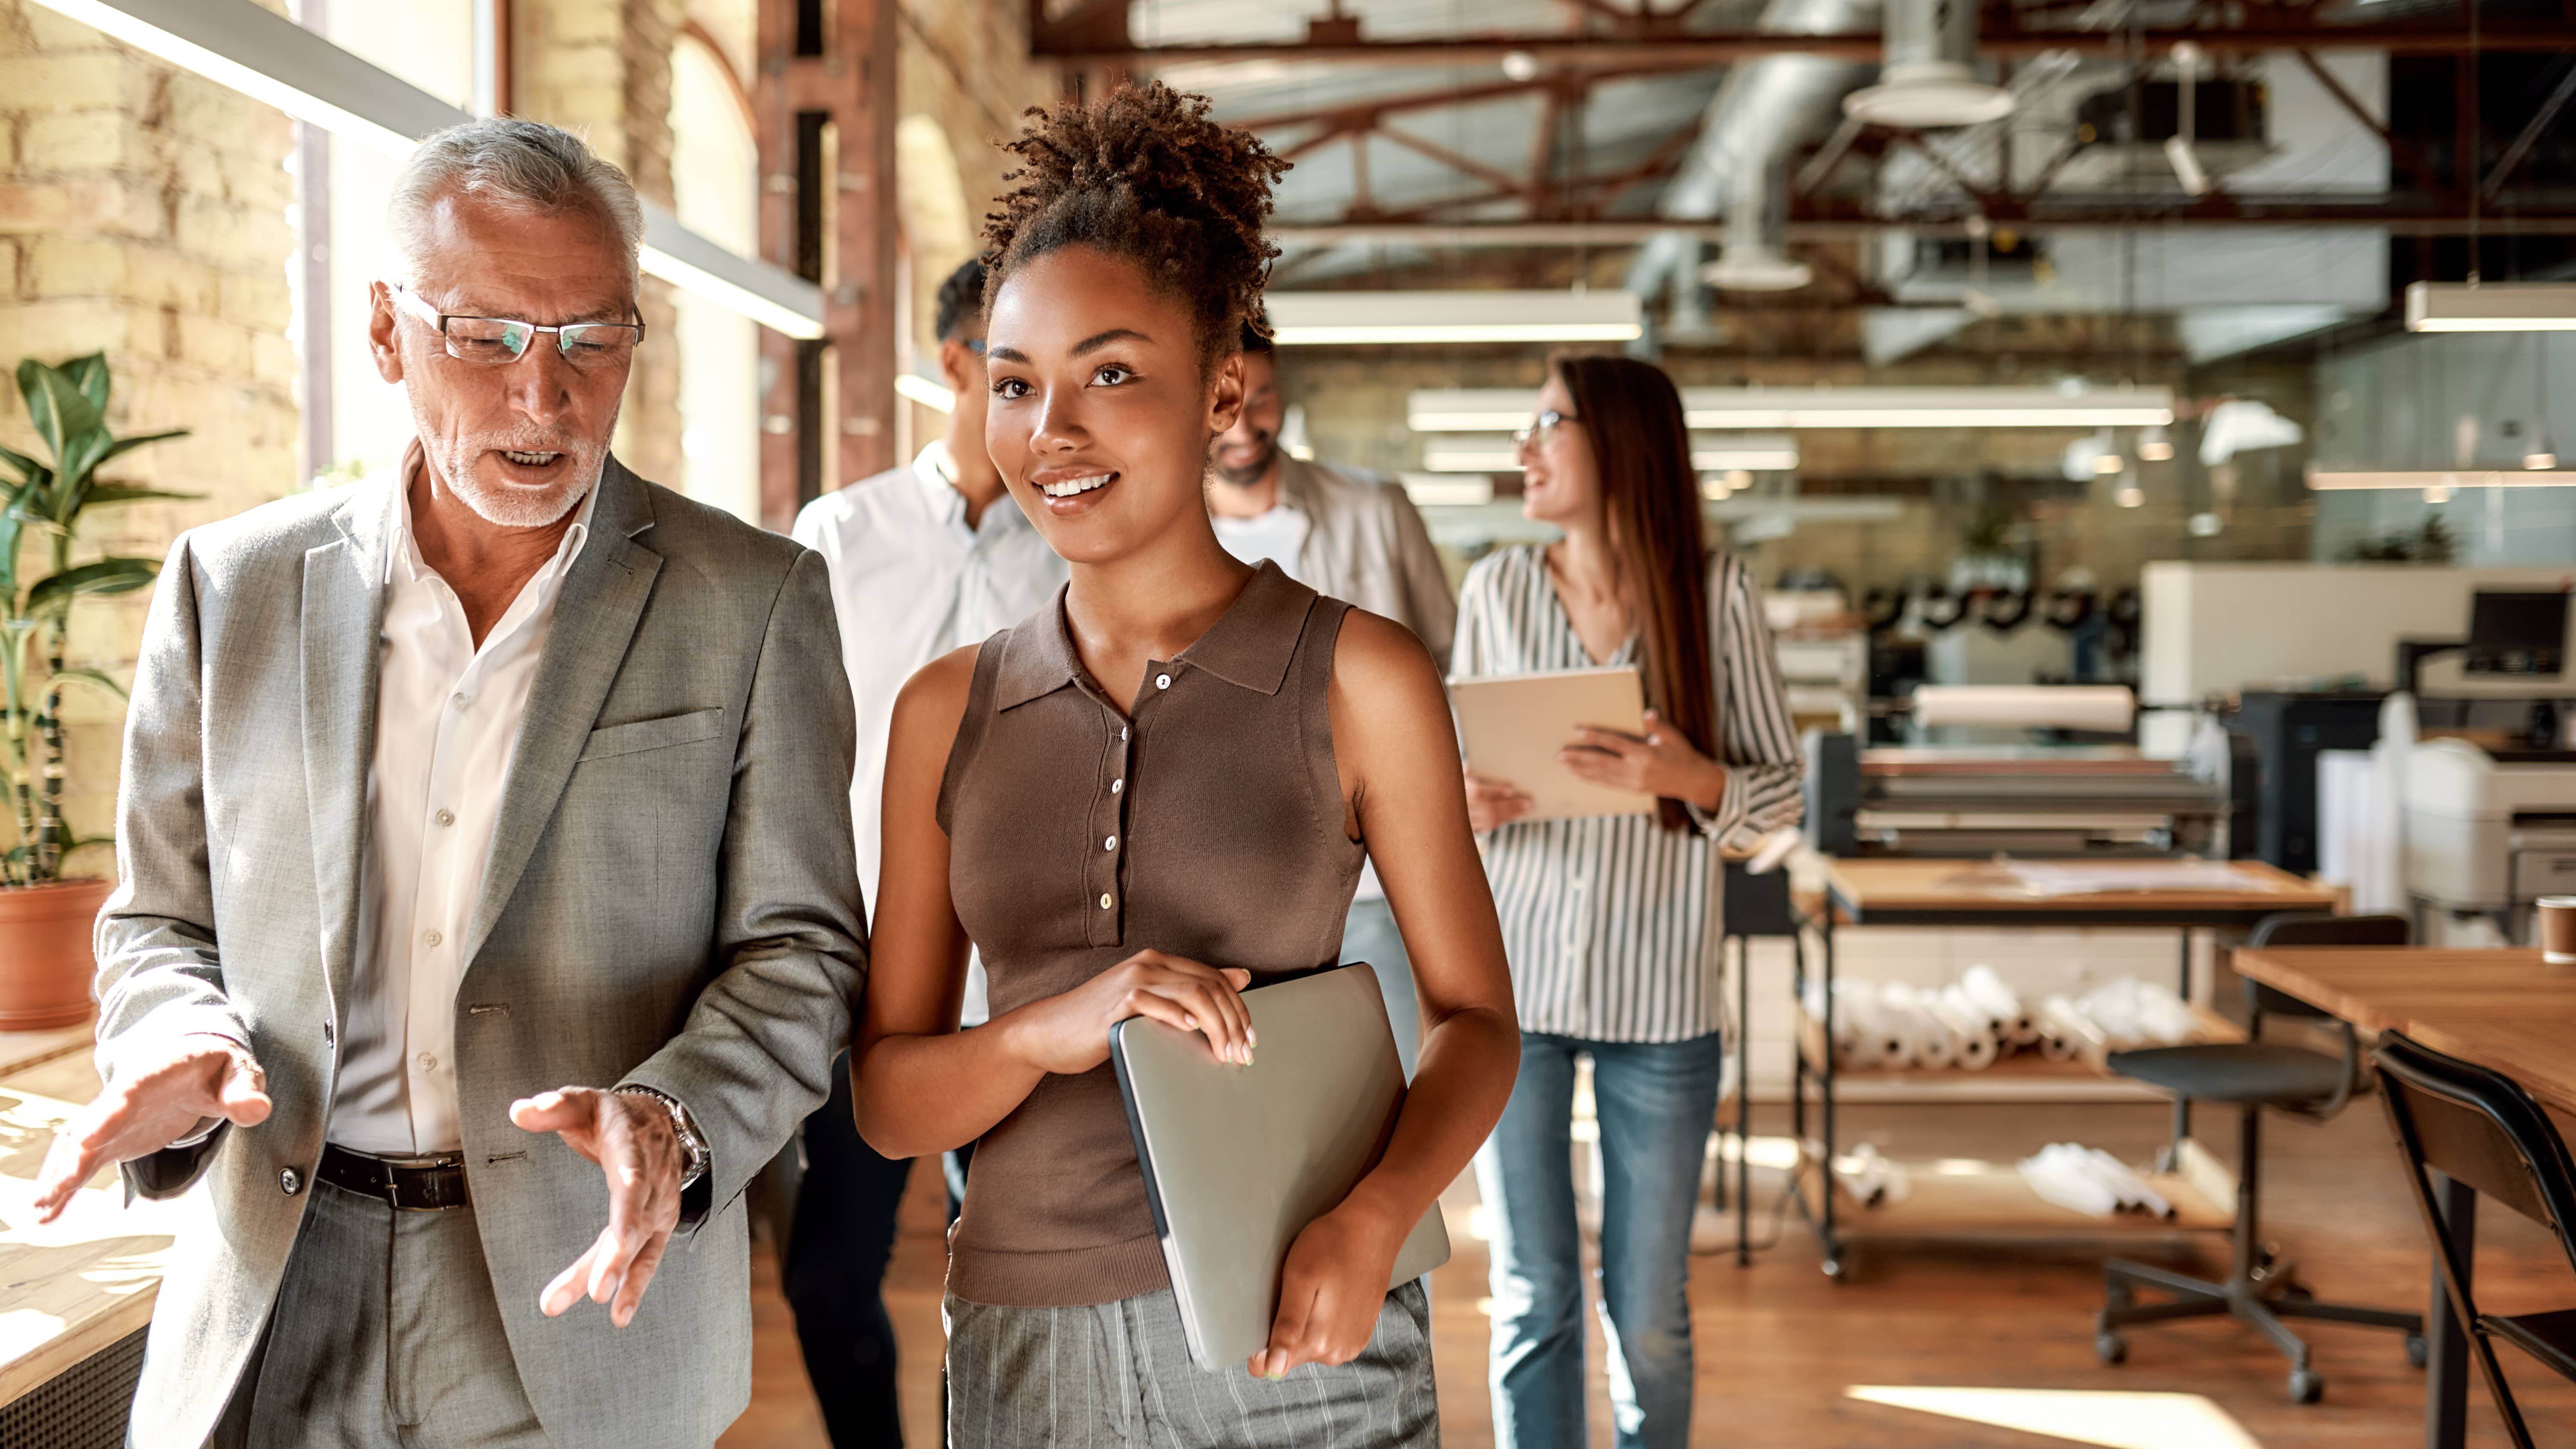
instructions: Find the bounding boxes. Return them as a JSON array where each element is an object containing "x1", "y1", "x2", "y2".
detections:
[
  {"x1": 52, "y1": 428, "x2": 113, "y2": 501},
  {"x1": 26, "y1": 557, "x2": 157, "y2": 614},
  {"x1": 49, "y1": 667, "x2": 126, "y2": 701},
  {"x1": 61, "y1": 353, "x2": 110, "y2": 411},
  {"x1": 81, "y1": 484, "x2": 203, "y2": 507},
  {"x1": 18, "y1": 363, "x2": 102, "y2": 472},
  {"x1": 0, "y1": 441, "x2": 41, "y2": 486},
  {"x1": 91, "y1": 429, "x2": 189, "y2": 469}
]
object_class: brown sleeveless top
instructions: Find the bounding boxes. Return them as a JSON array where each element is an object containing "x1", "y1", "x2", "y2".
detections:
[{"x1": 936, "y1": 562, "x2": 1366, "y2": 1306}]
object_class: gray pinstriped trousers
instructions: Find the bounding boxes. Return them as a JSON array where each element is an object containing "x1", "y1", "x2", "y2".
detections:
[{"x1": 943, "y1": 1281, "x2": 1438, "y2": 1448}]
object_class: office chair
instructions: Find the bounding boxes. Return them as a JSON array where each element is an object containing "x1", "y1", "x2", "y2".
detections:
[
  {"x1": 2376, "y1": 1032, "x2": 2576, "y2": 1449},
  {"x1": 2094, "y1": 912, "x2": 2424, "y2": 1404}
]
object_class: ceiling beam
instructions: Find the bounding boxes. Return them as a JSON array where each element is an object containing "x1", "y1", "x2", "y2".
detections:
[
  {"x1": 1038, "y1": 22, "x2": 2576, "y2": 67},
  {"x1": 1268, "y1": 208, "x2": 2576, "y2": 246}
]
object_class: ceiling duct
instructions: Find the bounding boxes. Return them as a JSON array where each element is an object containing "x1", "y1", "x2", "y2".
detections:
[
  {"x1": 1624, "y1": 0, "x2": 1879, "y2": 321},
  {"x1": 1843, "y1": 0, "x2": 2014, "y2": 128},
  {"x1": 1702, "y1": 162, "x2": 1813, "y2": 291}
]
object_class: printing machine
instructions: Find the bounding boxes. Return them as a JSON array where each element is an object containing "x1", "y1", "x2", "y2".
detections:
[
  {"x1": 1804, "y1": 686, "x2": 2238, "y2": 858},
  {"x1": 2402, "y1": 736, "x2": 2576, "y2": 916}
]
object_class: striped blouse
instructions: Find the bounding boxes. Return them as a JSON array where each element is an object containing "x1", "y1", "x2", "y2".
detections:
[{"x1": 1452, "y1": 544, "x2": 1803, "y2": 1044}]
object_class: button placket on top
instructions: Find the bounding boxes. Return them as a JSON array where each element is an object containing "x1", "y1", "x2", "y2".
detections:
[{"x1": 1084, "y1": 701, "x2": 1135, "y2": 949}]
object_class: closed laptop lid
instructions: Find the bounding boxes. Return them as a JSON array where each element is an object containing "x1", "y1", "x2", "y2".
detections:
[{"x1": 1111, "y1": 963, "x2": 1451, "y2": 1372}]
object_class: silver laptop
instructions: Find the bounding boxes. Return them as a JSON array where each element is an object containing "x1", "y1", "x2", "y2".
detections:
[{"x1": 1111, "y1": 963, "x2": 1452, "y2": 1373}]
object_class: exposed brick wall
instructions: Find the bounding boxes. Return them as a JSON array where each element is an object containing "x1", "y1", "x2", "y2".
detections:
[
  {"x1": 897, "y1": 0, "x2": 1041, "y2": 343},
  {"x1": 516, "y1": 0, "x2": 688, "y2": 488},
  {"x1": 0, "y1": 0, "x2": 298, "y2": 853}
]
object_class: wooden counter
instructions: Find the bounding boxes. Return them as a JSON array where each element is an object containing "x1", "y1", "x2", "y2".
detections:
[{"x1": 0, "y1": 1023, "x2": 179, "y2": 1407}]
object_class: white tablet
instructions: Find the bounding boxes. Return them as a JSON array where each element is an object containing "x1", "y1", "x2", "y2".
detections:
[
  {"x1": 1111, "y1": 964, "x2": 1452, "y2": 1373},
  {"x1": 1450, "y1": 665, "x2": 1655, "y2": 822}
]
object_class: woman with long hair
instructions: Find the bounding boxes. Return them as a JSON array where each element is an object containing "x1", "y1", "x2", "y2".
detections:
[
  {"x1": 1458, "y1": 353, "x2": 1803, "y2": 1449},
  {"x1": 849, "y1": 81, "x2": 1519, "y2": 1446}
]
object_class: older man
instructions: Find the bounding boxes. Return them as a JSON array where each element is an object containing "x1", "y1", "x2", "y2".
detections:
[{"x1": 32, "y1": 119, "x2": 862, "y2": 1449}]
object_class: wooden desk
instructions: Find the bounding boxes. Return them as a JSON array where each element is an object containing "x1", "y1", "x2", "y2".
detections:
[
  {"x1": 0, "y1": 1024, "x2": 179, "y2": 1409},
  {"x1": 1822, "y1": 858, "x2": 2337, "y2": 928},
  {"x1": 2230, "y1": 947, "x2": 2576, "y2": 1449},
  {"x1": 1799, "y1": 859, "x2": 2334, "y2": 1276}
]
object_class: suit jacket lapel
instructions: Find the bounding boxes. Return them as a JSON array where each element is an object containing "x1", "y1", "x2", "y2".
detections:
[
  {"x1": 464, "y1": 460, "x2": 663, "y2": 967},
  {"x1": 303, "y1": 478, "x2": 398, "y2": 1011}
]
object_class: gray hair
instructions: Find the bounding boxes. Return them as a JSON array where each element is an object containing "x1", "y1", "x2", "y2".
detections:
[{"x1": 388, "y1": 118, "x2": 644, "y2": 297}]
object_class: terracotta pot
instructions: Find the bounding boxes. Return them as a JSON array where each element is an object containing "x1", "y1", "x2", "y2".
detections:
[{"x1": 0, "y1": 877, "x2": 114, "y2": 1030}]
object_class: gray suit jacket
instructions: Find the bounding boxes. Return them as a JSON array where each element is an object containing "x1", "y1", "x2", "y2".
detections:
[
  {"x1": 94, "y1": 459, "x2": 864, "y2": 1449},
  {"x1": 1276, "y1": 456, "x2": 1458, "y2": 671}
]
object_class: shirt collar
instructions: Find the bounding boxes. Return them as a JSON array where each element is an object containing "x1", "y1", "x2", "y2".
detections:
[
  {"x1": 993, "y1": 560, "x2": 1318, "y2": 711},
  {"x1": 386, "y1": 440, "x2": 600, "y2": 587},
  {"x1": 912, "y1": 439, "x2": 960, "y2": 523}
]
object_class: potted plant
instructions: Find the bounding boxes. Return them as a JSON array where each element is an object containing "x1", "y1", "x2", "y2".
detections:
[{"x1": 0, "y1": 353, "x2": 193, "y2": 1029}]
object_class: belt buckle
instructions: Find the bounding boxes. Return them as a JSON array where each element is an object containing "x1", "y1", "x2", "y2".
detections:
[{"x1": 377, "y1": 1151, "x2": 463, "y2": 1213}]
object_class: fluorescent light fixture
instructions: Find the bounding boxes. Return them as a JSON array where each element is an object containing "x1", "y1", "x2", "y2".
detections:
[
  {"x1": 894, "y1": 373, "x2": 955, "y2": 413},
  {"x1": 30, "y1": 0, "x2": 826, "y2": 340},
  {"x1": 2406, "y1": 282, "x2": 2576, "y2": 332},
  {"x1": 1418, "y1": 444, "x2": 1524, "y2": 474},
  {"x1": 1398, "y1": 474, "x2": 1494, "y2": 507},
  {"x1": 1421, "y1": 433, "x2": 1796, "y2": 473},
  {"x1": 1409, "y1": 386, "x2": 2171, "y2": 432},
  {"x1": 1694, "y1": 437, "x2": 1801, "y2": 471},
  {"x1": 1267, "y1": 290, "x2": 1642, "y2": 346},
  {"x1": 2306, "y1": 466, "x2": 2576, "y2": 489}
]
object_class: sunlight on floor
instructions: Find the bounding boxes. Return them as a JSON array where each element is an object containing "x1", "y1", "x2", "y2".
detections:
[{"x1": 1848, "y1": 1385, "x2": 2266, "y2": 1449}]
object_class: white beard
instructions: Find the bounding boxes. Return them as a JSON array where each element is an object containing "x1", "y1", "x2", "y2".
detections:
[{"x1": 410, "y1": 400, "x2": 618, "y2": 529}]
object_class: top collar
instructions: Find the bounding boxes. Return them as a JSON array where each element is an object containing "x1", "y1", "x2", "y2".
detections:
[{"x1": 993, "y1": 560, "x2": 1319, "y2": 711}]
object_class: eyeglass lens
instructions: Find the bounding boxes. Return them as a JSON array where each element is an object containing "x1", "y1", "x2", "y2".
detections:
[{"x1": 442, "y1": 316, "x2": 640, "y2": 369}]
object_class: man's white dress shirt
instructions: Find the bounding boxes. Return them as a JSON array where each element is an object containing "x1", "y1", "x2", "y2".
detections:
[
  {"x1": 793, "y1": 441, "x2": 1067, "y2": 1020},
  {"x1": 1210, "y1": 503, "x2": 1312, "y2": 581},
  {"x1": 327, "y1": 459, "x2": 597, "y2": 1156}
]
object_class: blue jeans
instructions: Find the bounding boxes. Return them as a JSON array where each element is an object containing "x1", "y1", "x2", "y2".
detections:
[
  {"x1": 1340, "y1": 894, "x2": 1421, "y2": 1080},
  {"x1": 1476, "y1": 1030, "x2": 1723, "y2": 1449}
]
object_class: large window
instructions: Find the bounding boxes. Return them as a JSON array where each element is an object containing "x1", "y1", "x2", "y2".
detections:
[{"x1": 670, "y1": 29, "x2": 763, "y2": 524}]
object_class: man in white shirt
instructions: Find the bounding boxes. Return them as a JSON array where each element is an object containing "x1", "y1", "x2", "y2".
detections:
[
  {"x1": 785, "y1": 257, "x2": 1066, "y2": 1445},
  {"x1": 35, "y1": 119, "x2": 862, "y2": 1449},
  {"x1": 1209, "y1": 321, "x2": 1458, "y2": 1073}
]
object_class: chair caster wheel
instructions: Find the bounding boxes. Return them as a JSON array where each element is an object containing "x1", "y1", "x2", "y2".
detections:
[
  {"x1": 2290, "y1": 1368, "x2": 2325, "y2": 1404},
  {"x1": 2096, "y1": 1332, "x2": 2127, "y2": 1366},
  {"x1": 1821, "y1": 1255, "x2": 1846, "y2": 1281},
  {"x1": 2407, "y1": 1333, "x2": 2428, "y2": 1369}
]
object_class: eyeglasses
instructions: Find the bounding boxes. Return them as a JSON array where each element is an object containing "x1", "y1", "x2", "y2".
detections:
[
  {"x1": 1513, "y1": 409, "x2": 1580, "y2": 449},
  {"x1": 390, "y1": 284, "x2": 645, "y2": 369}
]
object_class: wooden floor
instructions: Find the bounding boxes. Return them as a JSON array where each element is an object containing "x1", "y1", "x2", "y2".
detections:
[{"x1": 721, "y1": 1098, "x2": 2576, "y2": 1448}]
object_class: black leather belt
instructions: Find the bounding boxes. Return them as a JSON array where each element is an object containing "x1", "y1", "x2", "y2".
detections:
[{"x1": 319, "y1": 1143, "x2": 471, "y2": 1212}]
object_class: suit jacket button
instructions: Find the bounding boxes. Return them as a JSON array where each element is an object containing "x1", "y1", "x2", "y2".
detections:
[{"x1": 280, "y1": 1167, "x2": 302, "y2": 1196}]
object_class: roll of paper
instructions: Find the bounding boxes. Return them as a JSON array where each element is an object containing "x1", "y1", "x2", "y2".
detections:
[
  {"x1": 1929, "y1": 998, "x2": 1999, "y2": 1070},
  {"x1": 1912, "y1": 685, "x2": 2137, "y2": 733},
  {"x1": 1961, "y1": 965, "x2": 2038, "y2": 1046}
]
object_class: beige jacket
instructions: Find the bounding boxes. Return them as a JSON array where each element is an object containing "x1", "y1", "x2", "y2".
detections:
[{"x1": 1274, "y1": 456, "x2": 1457, "y2": 670}]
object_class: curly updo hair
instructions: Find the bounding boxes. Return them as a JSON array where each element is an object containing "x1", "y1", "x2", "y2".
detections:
[{"x1": 981, "y1": 81, "x2": 1288, "y2": 364}]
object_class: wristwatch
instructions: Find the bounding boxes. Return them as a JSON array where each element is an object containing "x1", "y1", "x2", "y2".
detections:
[{"x1": 613, "y1": 1085, "x2": 710, "y2": 1190}]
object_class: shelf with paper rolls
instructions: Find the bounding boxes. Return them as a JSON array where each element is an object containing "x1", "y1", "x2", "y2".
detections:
[
  {"x1": 1792, "y1": 1137, "x2": 2239, "y2": 1240},
  {"x1": 1790, "y1": 1003, "x2": 2246, "y2": 1103}
]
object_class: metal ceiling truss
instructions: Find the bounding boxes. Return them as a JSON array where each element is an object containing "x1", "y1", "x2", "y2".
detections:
[{"x1": 1030, "y1": 0, "x2": 2573, "y2": 66}]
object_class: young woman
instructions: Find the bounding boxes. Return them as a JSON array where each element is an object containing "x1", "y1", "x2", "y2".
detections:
[
  {"x1": 1458, "y1": 354, "x2": 1803, "y2": 1449},
  {"x1": 850, "y1": 82, "x2": 1519, "y2": 1447}
]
